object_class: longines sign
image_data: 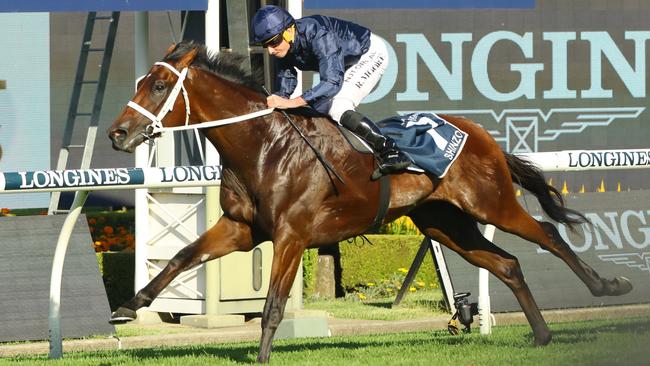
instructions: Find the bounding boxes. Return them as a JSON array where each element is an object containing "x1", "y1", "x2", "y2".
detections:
[
  {"x1": 308, "y1": 1, "x2": 650, "y2": 191},
  {"x1": 0, "y1": 166, "x2": 221, "y2": 193},
  {"x1": 567, "y1": 150, "x2": 650, "y2": 169},
  {"x1": 441, "y1": 191, "x2": 650, "y2": 311},
  {"x1": 361, "y1": 31, "x2": 650, "y2": 104}
]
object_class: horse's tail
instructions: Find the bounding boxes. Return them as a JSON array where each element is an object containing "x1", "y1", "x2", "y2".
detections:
[{"x1": 504, "y1": 152, "x2": 588, "y2": 227}]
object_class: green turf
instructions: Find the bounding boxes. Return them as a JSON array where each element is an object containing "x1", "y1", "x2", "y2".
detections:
[
  {"x1": 304, "y1": 289, "x2": 447, "y2": 321},
  {"x1": 3, "y1": 317, "x2": 648, "y2": 365}
]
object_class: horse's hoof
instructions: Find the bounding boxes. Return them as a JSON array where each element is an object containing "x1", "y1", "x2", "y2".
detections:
[
  {"x1": 256, "y1": 353, "x2": 270, "y2": 364},
  {"x1": 109, "y1": 307, "x2": 137, "y2": 324},
  {"x1": 533, "y1": 332, "x2": 552, "y2": 347},
  {"x1": 612, "y1": 276, "x2": 633, "y2": 296}
]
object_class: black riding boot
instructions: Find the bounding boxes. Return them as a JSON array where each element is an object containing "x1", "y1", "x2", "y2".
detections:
[{"x1": 340, "y1": 110, "x2": 411, "y2": 174}]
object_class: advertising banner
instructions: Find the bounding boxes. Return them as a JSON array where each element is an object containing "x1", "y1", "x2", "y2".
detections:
[
  {"x1": 304, "y1": 0, "x2": 650, "y2": 190},
  {"x1": 0, "y1": 165, "x2": 221, "y2": 193}
]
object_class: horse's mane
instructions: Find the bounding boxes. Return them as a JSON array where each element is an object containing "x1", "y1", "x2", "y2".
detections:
[
  {"x1": 163, "y1": 41, "x2": 263, "y2": 92},
  {"x1": 163, "y1": 41, "x2": 329, "y2": 120}
]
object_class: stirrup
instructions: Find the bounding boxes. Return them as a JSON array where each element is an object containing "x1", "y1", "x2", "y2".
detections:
[
  {"x1": 378, "y1": 159, "x2": 411, "y2": 173},
  {"x1": 371, "y1": 151, "x2": 411, "y2": 180}
]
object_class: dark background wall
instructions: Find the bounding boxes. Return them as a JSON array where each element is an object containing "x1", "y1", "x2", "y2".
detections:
[
  {"x1": 305, "y1": 0, "x2": 650, "y2": 191},
  {"x1": 46, "y1": 1, "x2": 650, "y2": 208}
]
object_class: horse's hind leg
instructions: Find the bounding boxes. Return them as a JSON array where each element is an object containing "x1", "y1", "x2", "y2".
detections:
[
  {"x1": 409, "y1": 201, "x2": 551, "y2": 346},
  {"x1": 110, "y1": 215, "x2": 254, "y2": 323},
  {"x1": 493, "y1": 203, "x2": 632, "y2": 297}
]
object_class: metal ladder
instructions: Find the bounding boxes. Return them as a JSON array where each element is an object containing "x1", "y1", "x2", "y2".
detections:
[{"x1": 48, "y1": 12, "x2": 120, "y2": 214}]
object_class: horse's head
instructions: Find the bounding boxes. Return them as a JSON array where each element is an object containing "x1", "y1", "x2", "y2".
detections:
[{"x1": 108, "y1": 44, "x2": 198, "y2": 152}]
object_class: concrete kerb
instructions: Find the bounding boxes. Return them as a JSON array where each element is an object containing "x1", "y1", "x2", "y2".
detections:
[{"x1": 1, "y1": 304, "x2": 649, "y2": 357}]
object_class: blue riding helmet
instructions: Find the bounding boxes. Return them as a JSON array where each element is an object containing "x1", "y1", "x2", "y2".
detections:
[{"x1": 250, "y1": 5, "x2": 295, "y2": 44}]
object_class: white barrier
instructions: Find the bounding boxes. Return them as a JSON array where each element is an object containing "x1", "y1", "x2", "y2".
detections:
[
  {"x1": 0, "y1": 165, "x2": 221, "y2": 193},
  {"x1": 0, "y1": 165, "x2": 221, "y2": 359},
  {"x1": 518, "y1": 149, "x2": 650, "y2": 172}
]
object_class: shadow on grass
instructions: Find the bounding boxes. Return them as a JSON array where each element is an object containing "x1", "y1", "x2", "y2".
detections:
[
  {"x1": 79, "y1": 318, "x2": 650, "y2": 364},
  {"x1": 121, "y1": 327, "x2": 527, "y2": 363},
  {"x1": 125, "y1": 343, "x2": 259, "y2": 364},
  {"x1": 362, "y1": 298, "x2": 446, "y2": 311},
  {"x1": 363, "y1": 300, "x2": 392, "y2": 309},
  {"x1": 11, "y1": 317, "x2": 650, "y2": 364},
  {"x1": 2, "y1": 332, "x2": 509, "y2": 365},
  {"x1": 122, "y1": 333, "x2": 460, "y2": 364},
  {"x1": 548, "y1": 317, "x2": 650, "y2": 344}
]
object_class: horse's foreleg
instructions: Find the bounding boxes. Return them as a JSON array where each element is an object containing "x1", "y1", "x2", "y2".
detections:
[
  {"x1": 496, "y1": 207, "x2": 632, "y2": 297},
  {"x1": 110, "y1": 216, "x2": 254, "y2": 323},
  {"x1": 410, "y1": 202, "x2": 551, "y2": 346},
  {"x1": 257, "y1": 233, "x2": 304, "y2": 363}
]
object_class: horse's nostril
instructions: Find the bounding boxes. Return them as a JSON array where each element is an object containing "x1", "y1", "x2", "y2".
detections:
[{"x1": 110, "y1": 128, "x2": 127, "y2": 143}]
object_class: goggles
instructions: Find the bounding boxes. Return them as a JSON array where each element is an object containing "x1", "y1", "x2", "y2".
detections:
[{"x1": 262, "y1": 32, "x2": 284, "y2": 48}]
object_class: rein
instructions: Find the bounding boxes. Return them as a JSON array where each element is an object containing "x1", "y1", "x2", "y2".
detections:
[
  {"x1": 127, "y1": 62, "x2": 274, "y2": 138},
  {"x1": 152, "y1": 108, "x2": 274, "y2": 134},
  {"x1": 127, "y1": 61, "x2": 346, "y2": 193},
  {"x1": 261, "y1": 86, "x2": 346, "y2": 193}
]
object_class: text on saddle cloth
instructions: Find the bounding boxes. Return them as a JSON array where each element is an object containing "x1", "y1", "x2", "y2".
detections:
[{"x1": 376, "y1": 112, "x2": 468, "y2": 178}]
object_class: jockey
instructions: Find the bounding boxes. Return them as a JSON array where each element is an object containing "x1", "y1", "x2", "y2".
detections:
[{"x1": 250, "y1": 5, "x2": 411, "y2": 174}]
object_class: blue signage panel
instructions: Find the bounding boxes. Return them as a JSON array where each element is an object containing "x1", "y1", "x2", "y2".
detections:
[
  {"x1": 305, "y1": 0, "x2": 535, "y2": 9},
  {"x1": 0, "y1": 0, "x2": 208, "y2": 12},
  {"x1": 1, "y1": 168, "x2": 144, "y2": 191}
]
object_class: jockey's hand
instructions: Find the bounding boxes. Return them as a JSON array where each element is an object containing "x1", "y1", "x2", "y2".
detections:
[{"x1": 266, "y1": 95, "x2": 307, "y2": 109}]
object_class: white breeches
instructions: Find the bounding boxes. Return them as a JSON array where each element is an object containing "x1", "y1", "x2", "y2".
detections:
[{"x1": 328, "y1": 33, "x2": 389, "y2": 123}]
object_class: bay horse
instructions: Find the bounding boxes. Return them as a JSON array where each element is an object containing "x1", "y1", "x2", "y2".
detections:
[{"x1": 107, "y1": 42, "x2": 632, "y2": 363}]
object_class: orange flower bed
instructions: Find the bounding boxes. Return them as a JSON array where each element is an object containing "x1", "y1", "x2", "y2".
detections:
[
  {"x1": 1, "y1": 208, "x2": 135, "y2": 252},
  {"x1": 86, "y1": 212, "x2": 135, "y2": 253}
]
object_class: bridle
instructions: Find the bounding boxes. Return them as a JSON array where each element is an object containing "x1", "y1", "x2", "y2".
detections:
[
  {"x1": 127, "y1": 61, "x2": 191, "y2": 140},
  {"x1": 126, "y1": 61, "x2": 273, "y2": 140}
]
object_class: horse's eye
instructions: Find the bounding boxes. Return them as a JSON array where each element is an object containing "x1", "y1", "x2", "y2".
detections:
[{"x1": 153, "y1": 80, "x2": 166, "y2": 94}]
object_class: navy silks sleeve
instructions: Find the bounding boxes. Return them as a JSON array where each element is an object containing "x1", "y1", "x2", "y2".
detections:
[{"x1": 301, "y1": 31, "x2": 345, "y2": 107}]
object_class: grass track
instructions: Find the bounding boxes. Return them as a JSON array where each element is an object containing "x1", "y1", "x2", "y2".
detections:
[{"x1": 3, "y1": 317, "x2": 648, "y2": 365}]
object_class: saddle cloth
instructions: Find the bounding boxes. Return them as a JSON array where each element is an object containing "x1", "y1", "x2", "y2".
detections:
[
  {"x1": 377, "y1": 112, "x2": 468, "y2": 178},
  {"x1": 336, "y1": 112, "x2": 468, "y2": 178}
]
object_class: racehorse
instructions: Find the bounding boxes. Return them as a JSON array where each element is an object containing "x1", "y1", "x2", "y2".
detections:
[{"x1": 107, "y1": 41, "x2": 632, "y2": 363}]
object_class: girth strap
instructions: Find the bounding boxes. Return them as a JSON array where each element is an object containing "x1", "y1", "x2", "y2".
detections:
[{"x1": 370, "y1": 174, "x2": 391, "y2": 232}]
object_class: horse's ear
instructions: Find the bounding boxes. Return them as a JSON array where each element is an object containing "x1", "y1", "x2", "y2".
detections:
[
  {"x1": 164, "y1": 43, "x2": 177, "y2": 56},
  {"x1": 176, "y1": 48, "x2": 198, "y2": 69}
]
